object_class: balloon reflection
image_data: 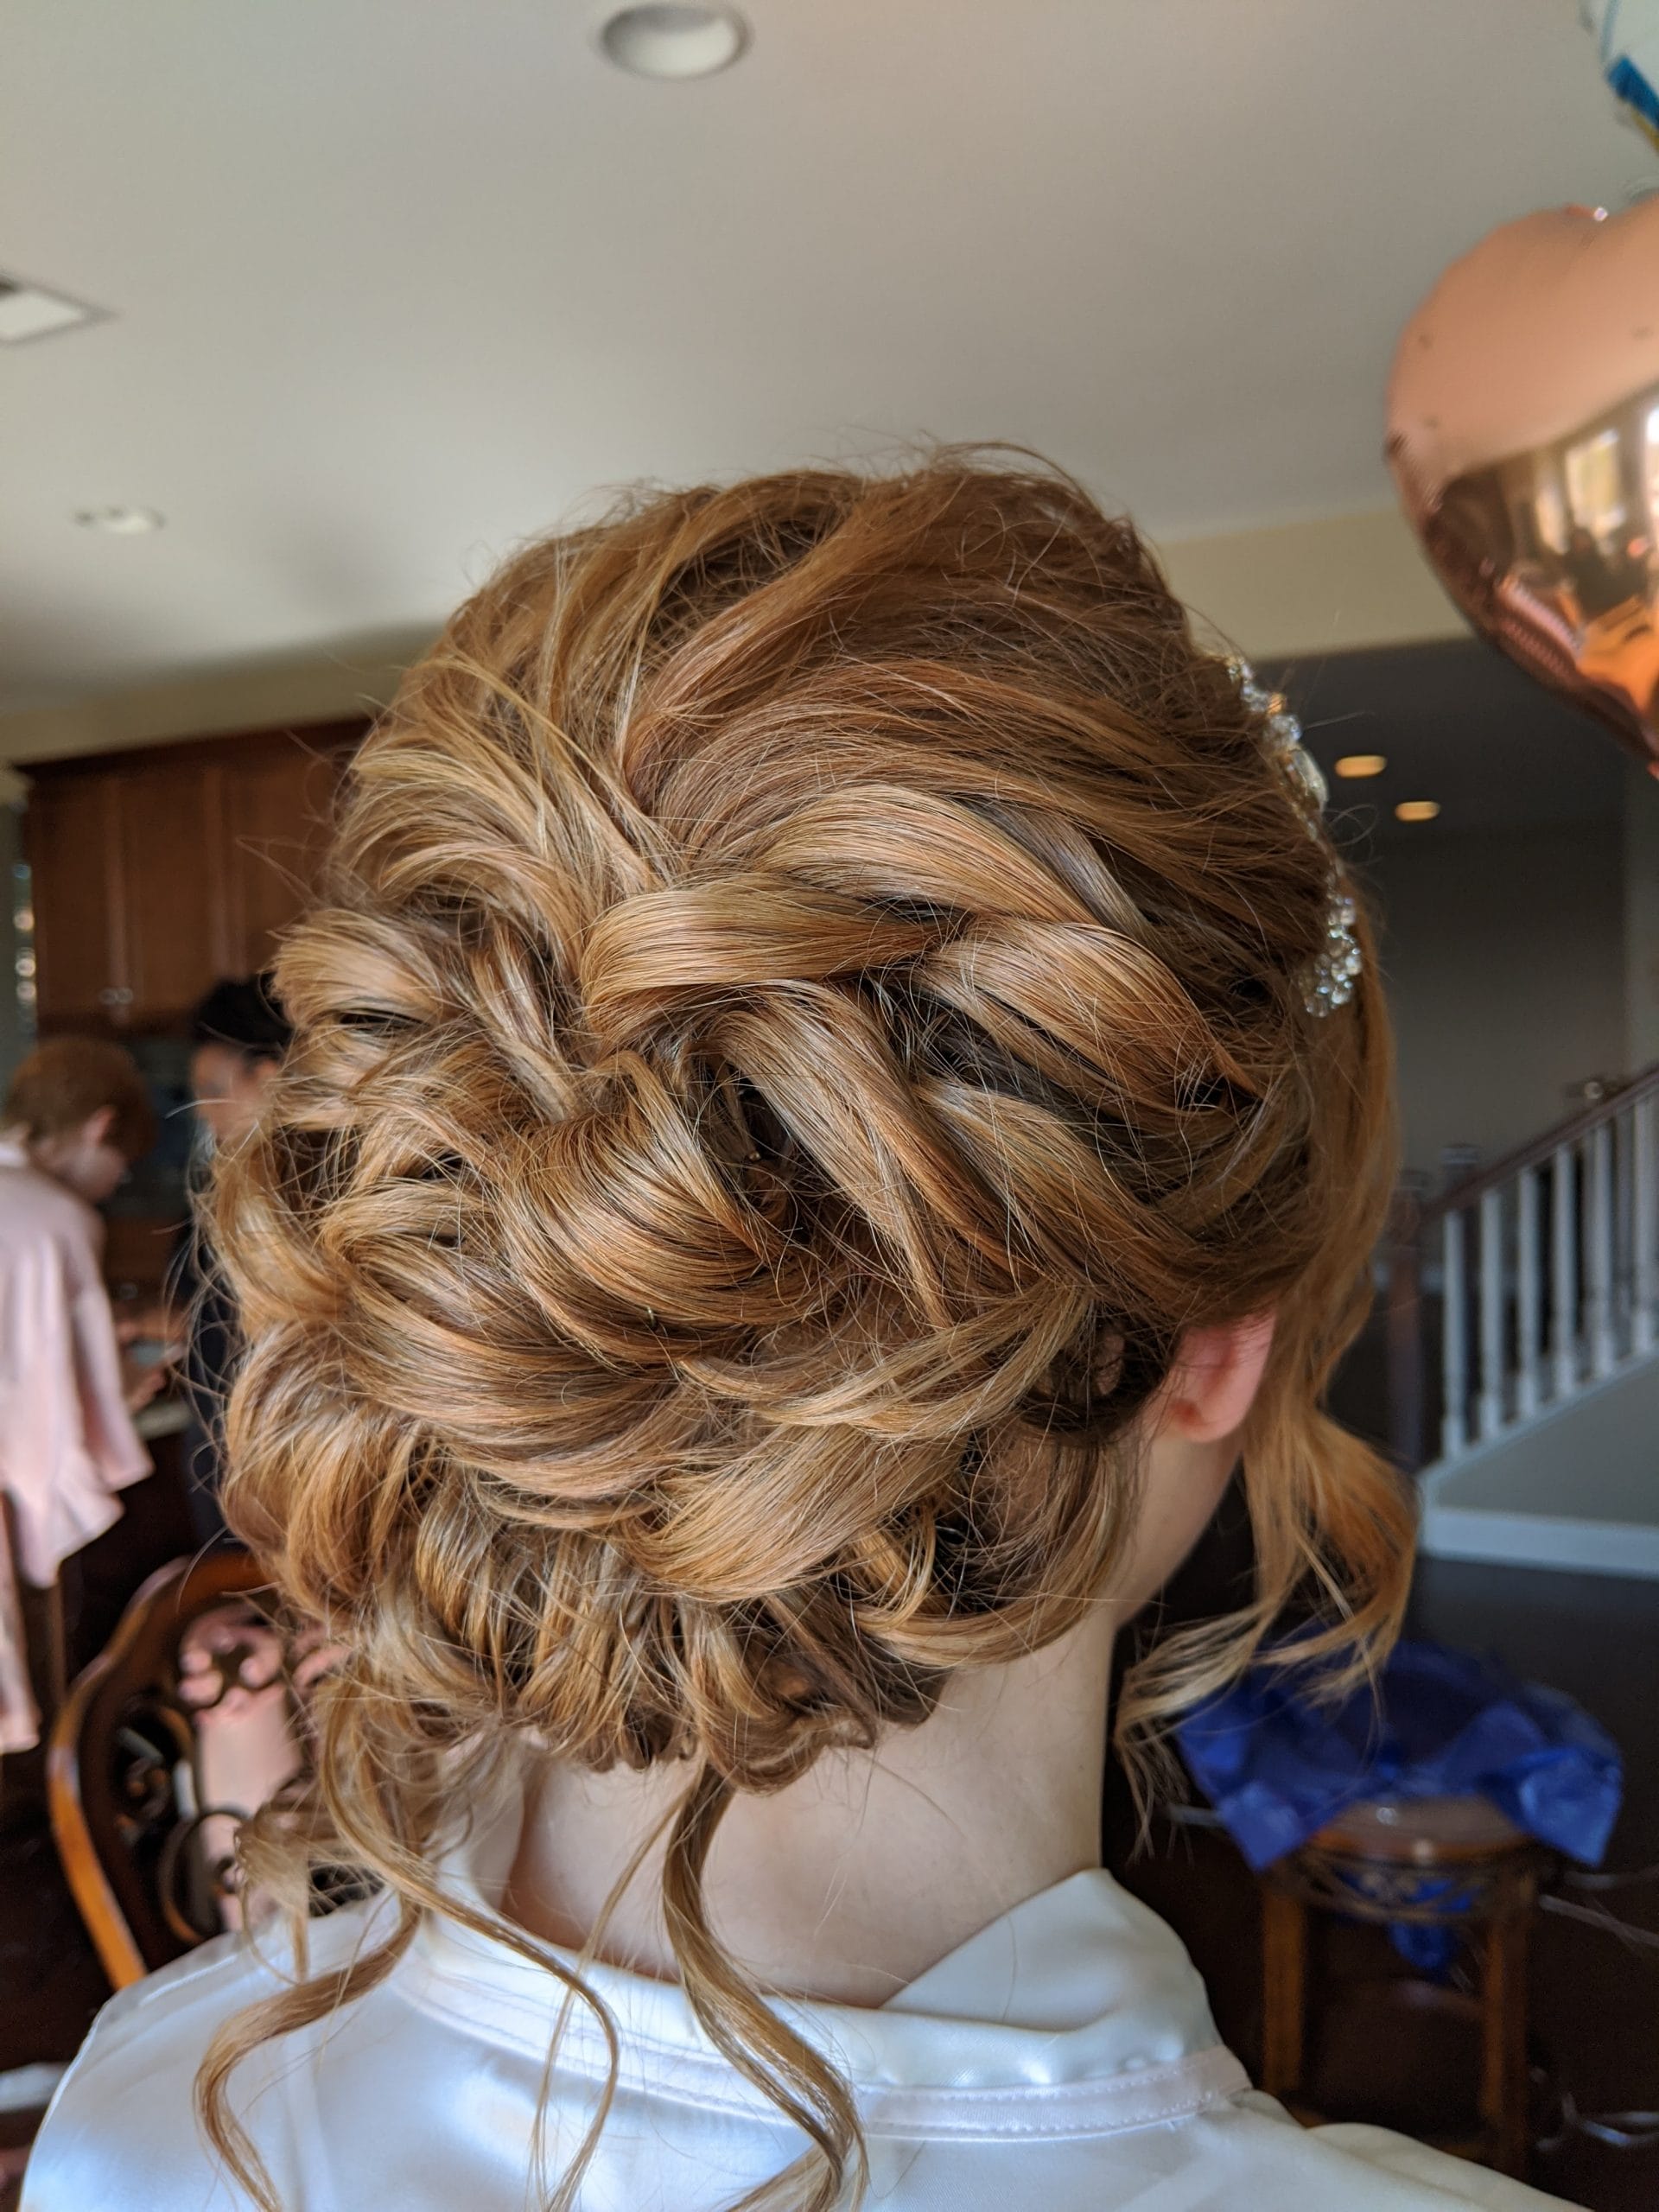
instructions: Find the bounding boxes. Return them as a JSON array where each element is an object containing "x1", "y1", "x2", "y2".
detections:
[{"x1": 1388, "y1": 199, "x2": 1659, "y2": 770}]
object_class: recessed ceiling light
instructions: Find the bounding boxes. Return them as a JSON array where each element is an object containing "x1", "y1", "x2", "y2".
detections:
[
  {"x1": 0, "y1": 276, "x2": 105, "y2": 346},
  {"x1": 599, "y1": 5, "x2": 747, "y2": 79},
  {"x1": 1395, "y1": 798, "x2": 1440, "y2": 823},
  {"x1": 1333, "y1": 753, "x2": 1388, "y2": 779},
  {"x1": 75, "y1": 505, "x2": 165, "y2": 536}
]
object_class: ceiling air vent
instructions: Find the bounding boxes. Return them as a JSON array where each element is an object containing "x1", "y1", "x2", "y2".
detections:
[{"x1": 0, "y1": 276, "x2": 105, "y2": 345}]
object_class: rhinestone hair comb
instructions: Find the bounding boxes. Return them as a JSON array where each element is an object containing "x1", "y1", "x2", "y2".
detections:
[{"x1": 1227, "y1": 657, "x2": 1362, "y2": 1017}]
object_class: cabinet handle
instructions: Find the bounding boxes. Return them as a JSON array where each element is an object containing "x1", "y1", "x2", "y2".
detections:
[
  {"x1": 99, "y1": 987, "x2": 118, "y2": 1006},
  {"x1": 116, "y1": 988, "x2": 133, "y2": 1005}
]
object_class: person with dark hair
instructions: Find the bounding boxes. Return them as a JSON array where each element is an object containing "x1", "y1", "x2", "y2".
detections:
[
  {"x1": 174, "y1": 976, "x2": 292, "y2": 1544},
  {"x1": 188, "y1": 975, "x2": 292, "y2": 1152}
]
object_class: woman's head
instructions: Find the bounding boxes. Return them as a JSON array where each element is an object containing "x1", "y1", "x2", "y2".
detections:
[
  {"x1": 209, "y1": 453, "x2": 1409, "y2": 2209},
  {"x1": 5, "y1": 1036, "x2": 156, "y2": 1202}
]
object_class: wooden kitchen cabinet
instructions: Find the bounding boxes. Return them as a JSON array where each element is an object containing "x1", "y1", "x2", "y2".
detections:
[
  {"x1": 25, "y1": 773, "x2": 124, "y2": 1026},
  {"x1": 112, "y1": 756, "x2": 225, "y2": 1020},
  {"x1": 23, "y1": 718, "x2": 363, "y2": 1033},
  {"x1": 214, "y1": 737, "x2": 346, "y2": 976}
]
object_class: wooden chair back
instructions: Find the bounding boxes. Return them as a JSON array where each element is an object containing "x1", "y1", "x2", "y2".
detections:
[{"x1": 48, "y1": 1548, "x2": 276, "y2": 1989}]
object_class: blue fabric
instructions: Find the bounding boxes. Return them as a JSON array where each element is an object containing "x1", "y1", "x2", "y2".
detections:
[
  {"x1": 1609, "y1": 53, "x2": 1659, "y2": 134},
  {"x1": 1176, "y1": 1638, "x2": 1624, "y2": 1974},
  {"x1": 1175, "y1": 1638, "x2": 1624, "y2": 1877}
]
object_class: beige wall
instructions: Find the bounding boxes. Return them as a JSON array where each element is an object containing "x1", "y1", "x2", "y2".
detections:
[
  {"x1": 1369, "y1": 818, "x2": 1629, "y2": 1181},
  {"x1": 1161, "y1": 503, "x2": 1464, "y2": 666},
  {"x1": 5, "y1": 500, "x2": 1515, "y2": 1137},
  {"x1": 0, "y1": 495, "x2": 1630, "y2": 1178},
  {"x1": 0, "y1": 623, "x2": 431, "y2": 800},
  {"x1": 0, "y1": 505, "x2": 1463, "y2": 791}
]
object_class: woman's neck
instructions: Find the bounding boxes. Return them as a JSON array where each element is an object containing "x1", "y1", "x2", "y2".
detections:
[{"x1": 504, "y1": 1605, "x2": 1116, "y2": 2006}]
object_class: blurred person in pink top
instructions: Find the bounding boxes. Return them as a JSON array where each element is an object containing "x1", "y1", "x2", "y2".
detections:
[{"x1": 0, "y1": 1039, "x2": 160, "y2": 1752}]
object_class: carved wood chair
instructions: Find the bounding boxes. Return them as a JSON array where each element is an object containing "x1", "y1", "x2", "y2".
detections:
[{"x1": 47, "y1": 1548, "x2": 297, "y2": 1990}]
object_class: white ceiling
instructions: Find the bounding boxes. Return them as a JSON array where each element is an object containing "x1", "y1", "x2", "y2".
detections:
[{"x1": 0, "y1": 0, "x2": 1647, "y2": 713}]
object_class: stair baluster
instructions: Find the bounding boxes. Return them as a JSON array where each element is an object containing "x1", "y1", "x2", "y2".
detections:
[
  {"x1": 1515, "y1": 1166, "x2": 1541, "y2": 1421},
  {"x1": 1588, "y1": 1122, "x2": 1617, "y2": 1382},
  {"x1": 1478, "y1": 1187, "x2": 1505, "y2": 1441},
  {"x1": 1442, "y1": 1207, "x2": 1467, "y2": 1459},
  {"x1": 1551, "y1": 1140, "x2": 1578, "y2": 1403}
]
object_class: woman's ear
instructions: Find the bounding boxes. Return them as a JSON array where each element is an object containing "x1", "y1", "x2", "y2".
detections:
[
  {"x1": 81, "y1": 1104, "x2": 118, "y2": 1150},
  {"x1": 1154, "y1": 1311, "x2": 1276, "y2": 1444}
]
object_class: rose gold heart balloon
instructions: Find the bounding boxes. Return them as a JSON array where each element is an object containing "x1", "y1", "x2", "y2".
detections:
[{"x1": 1388, "y1": 197, "x2": 1659, "y2": 770}]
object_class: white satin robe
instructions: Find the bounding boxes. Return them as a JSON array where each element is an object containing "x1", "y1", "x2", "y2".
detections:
[{"x1": 25, "y1": 1770, "x2": 1576, "y2": 2211}]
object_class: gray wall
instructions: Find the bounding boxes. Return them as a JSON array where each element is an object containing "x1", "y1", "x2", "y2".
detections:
[
  {"x1": 1367, "y1": 817, "x2": 1629, "y2": 1182},
  {"x1": 1433, "y1": 1356, "x2": 1659, "y2": 1531}
]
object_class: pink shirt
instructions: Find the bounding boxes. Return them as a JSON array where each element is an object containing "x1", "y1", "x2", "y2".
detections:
[{"x1": 0, "y1": 1135, "x2": 149, "y2": 1582}]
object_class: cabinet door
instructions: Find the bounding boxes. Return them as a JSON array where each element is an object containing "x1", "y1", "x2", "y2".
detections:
[
  {"x1": 25, "y1": 774, "x2": 123, "y2": 1025},
  {"x1": 218, "y1": 741, "x2": 346, "y2": 975},
  {"x1": 114, "y1": 758, "x2": 227, "y2": 1022}
]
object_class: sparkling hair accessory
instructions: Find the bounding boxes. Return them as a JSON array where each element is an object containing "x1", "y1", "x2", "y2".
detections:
[{"x1": 1228, "y1": 656, "x2": 1362, "y2": 1017}]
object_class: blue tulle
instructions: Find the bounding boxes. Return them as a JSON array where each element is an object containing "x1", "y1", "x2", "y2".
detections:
[{"x1": 1174, "y1": 1639, "x2": 1624, "y2": 1973}]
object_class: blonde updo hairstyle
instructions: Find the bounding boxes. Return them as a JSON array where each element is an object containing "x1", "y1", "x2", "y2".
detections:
[{"x1": 204, "y1": 454, "x2": 1410, "y2": 2210}]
